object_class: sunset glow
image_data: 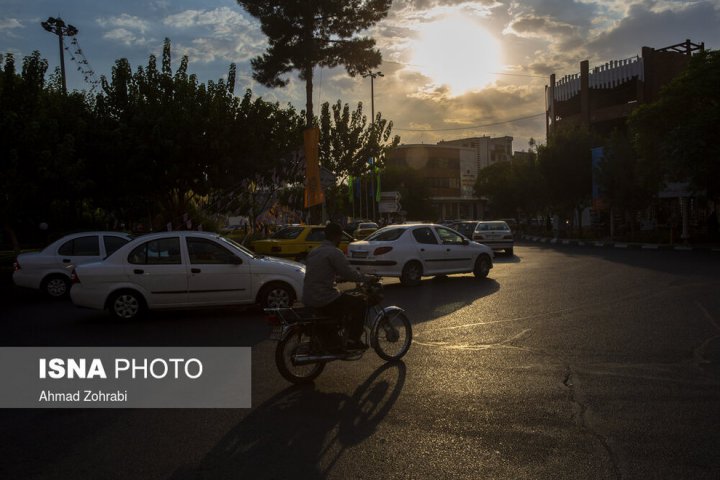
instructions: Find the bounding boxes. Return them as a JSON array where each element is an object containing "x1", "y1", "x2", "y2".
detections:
[{"x1": 409, "y1": 13, "x2": 502, "y2": 95}]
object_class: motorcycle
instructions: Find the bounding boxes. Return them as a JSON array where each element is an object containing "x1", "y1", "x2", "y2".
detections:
[{"x1": 264, "y1": 276, "x2": 412, "y2": 384}]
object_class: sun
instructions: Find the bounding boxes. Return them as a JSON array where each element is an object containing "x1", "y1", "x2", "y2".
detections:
[{"x1": 409, "y1": 13, "x2": 502, "y2": 95}]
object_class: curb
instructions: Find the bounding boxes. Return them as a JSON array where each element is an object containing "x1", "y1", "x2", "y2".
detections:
[{"x1": 520, "y1": 235, "x2": 720, "y2": 253}]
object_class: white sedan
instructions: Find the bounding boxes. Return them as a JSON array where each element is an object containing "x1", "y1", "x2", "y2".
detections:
[
  {"x1": 347, "y1": 224, "x2": 494, "y2": 286},
  {"x1": 13, "y1": 231, "x2": 132, "y2": 298},
  {"x1": 71, "y1": 231, "x2": 305, "y2": 319}
]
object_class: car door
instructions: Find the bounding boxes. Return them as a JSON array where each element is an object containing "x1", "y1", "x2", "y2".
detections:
[
  {"x1": 410, "y1": 227, "x2": 446, "y2": 274},
  {"x1": 185, "y1": 236, "x2": 252, "y2": 306},
  {"x1": 435, "y1": 226, "x2": 474, "y2": 272},
  {"x1": 125, "y1": 237, "x2": 188, "y2": 307},
  {"x1": 56, "y1": 235, "x2": 103, "y2": 271}
]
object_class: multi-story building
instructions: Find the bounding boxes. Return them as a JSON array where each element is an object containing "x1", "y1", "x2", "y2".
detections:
[
  {"x1": 546, "y1": 39, "x2": 704, "y2": 137},
  {"x1": 386, "y1": 136, "x2": 514, "y2": 220}
]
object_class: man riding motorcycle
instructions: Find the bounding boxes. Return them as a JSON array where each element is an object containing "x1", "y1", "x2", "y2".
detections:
[{"x1": 301, "y1": 222, "x2": 372, "y2": 351}]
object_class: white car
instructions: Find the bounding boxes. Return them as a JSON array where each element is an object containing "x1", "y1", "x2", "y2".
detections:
[
  {"x1": 347, "y1": 224, "x2": 494, "y2": 286},
  {"x1": 70, "y1": 231, "x2": 305, "y2": 319},
  {"x1": 472, "y1": 221, "x2": 514, "y2": 256},
  {"x1": 13, "y1": 231, "x2": 132, "y2": 298}
]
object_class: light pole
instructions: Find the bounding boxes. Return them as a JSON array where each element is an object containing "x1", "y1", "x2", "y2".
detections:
[
  {"x1": 41, "y1": 17, "x2": 78, "y2": 95},
  {"x1": 362, "y1": 70, "x2": 383, "y2": 221}
]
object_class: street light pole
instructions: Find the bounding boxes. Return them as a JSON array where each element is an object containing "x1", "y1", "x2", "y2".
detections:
[
  {"x1": 41, "y1": 17, "x2": 78, "y2": 95},
  {"x1": 362, "y1": 70, "x2": 383, "y2": 221}
]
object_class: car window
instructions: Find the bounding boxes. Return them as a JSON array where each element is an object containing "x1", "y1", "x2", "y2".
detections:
[
  {"x1": 306, "y1": 229, "x2": 326, "y2": 242},
  {"x1": 58, "y1": 236, "x2": 100, "y2": 256},
  {"x1": 271, "y1": 227, "x2": 304, "y2": 239},
  {"x1": 187, "y1": 237, "x2": 239, "y2": 264},
  {"x1": 128, "y1": 238, "x2": 182, "y2": 265},
  {"x1": 104, "y1": 236, "x2": 129, "y2": 256},
  {"x1": 436, "y1": 227, "x2": 464, "y2": 244},
  {"x1": 412, "y1": 227, "x2": 438, "y2": 245},
  {"x1": 366, "y1": 228, "x2": 404, "y2": 242}
]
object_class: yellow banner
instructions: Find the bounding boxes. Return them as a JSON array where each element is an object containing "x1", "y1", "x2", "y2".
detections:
[{"x1": 303, "y1": 127, "x2": 324, "y2": 208}]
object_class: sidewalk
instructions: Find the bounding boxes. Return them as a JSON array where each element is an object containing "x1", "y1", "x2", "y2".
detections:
[{"x1": 520, "y1": 235, "x2": 720, "y2": 253}]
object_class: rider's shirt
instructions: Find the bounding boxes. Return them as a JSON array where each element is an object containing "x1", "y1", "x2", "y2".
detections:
[{"x1": 302, "y1": 240, "x2": 364, "y2": 308}]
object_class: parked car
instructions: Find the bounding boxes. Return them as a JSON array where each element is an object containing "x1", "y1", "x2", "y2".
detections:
[
  {"x1": 472, "y1": 221, "x2": 514, "y2": 255},
  {"x1": 252, "y1": 225, "x2": 354, "y2": 262},
  {"x1": 13, "y1": 231, "x2": 132, "y2": 299},
  {"x1": 344, "y1": 220, "x2": 369, "y2": 236},
  {"x1": 70, "y1": 231, "x2": 305, "y2": 320},
  {"x1": 347, "y1": 224, "x2": 494, "y2": 286},
  {"x1": 447, "y1": 221, "x2": 480, "y2": 240},
  {"x1": 353, "y1": 222, "x2": 379, "y2": 239}
]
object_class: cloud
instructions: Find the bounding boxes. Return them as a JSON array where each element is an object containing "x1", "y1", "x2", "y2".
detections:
[
  {"x1": 162, "y1": 7, "x2": 266, "y2": 64},
  {"x1": 97, "y1": 13, "x2": 151, "y2": 34},
  {"x1": 0, "y1": 18, "x2": 23, "y2": 32},
  {"x1": 102, "y1": 28, "x2": 151, "y2": 47}
]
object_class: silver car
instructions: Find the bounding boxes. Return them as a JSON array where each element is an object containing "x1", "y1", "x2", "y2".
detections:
[{"x1": 472, "y1": 221, "x2": 514, "y2": 256}]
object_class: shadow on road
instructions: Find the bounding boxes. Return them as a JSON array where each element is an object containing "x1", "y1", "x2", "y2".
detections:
[
  {"x1": 383, "y1": 278, "x2": 500, "y2": 325},
  {"x1": 169, "y1": 361, "x2": 407, "y2": 480}
]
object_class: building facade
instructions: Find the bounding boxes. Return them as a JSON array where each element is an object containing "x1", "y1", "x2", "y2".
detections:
[
  {"x1": 386, "y1": 137, "x2": 514, "y2": 220},
  {"x1": 546, "y1": 39, "x2": 704, "y2": 137}
]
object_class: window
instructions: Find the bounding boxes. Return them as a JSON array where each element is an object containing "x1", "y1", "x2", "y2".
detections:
[
  {"x1": 366, "y1": 228, "x2": 404, "y2": 242},
  {"x1": 58, "y1": 236, "x2": 100, "y2": 256},
  {"x1": 306, "y1": 229, "x2": 326, "y2": 242},
  {"x1": 412, "y1": 227, "x2": 438, "y2": 245},
  {"x1": 104, "y1": 236, "x2": 129, "y2": 257},
  {"x1": 271, "y1": 227, "x2": 303, "y2": 240},
  {"x1": 128, "y1": 238, "x2": 181, "y2": 265},
  {"x1": 436, "y1": 227, "x2": 464, "y2": 244},
  {"x1": 188, "y1": 238, "x2": 239, "y2": 264}
]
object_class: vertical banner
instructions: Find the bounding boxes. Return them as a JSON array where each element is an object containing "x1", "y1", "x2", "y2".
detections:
[
  {"x1": 375, "y1": 166, "x2": 381, "y2": 202},
  {"x1": 304, "y1": 127, "x2": 324, "y2": 208},
  {"x1": 347, "y1": 175, "x2": 354, "y2": 203}
]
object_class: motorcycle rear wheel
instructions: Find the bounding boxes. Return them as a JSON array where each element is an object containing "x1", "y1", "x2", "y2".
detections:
[
  {"x1": 371, "y1": 310, "x2": 412, "y2": 361},
  {"x1": 275, "y1": 327, "x2": 326, "y2": 384}
]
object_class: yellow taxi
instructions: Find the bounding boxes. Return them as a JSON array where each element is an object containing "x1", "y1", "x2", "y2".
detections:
[{"x1": 252, "y1": 225, "x2": 354, "y2": 262}]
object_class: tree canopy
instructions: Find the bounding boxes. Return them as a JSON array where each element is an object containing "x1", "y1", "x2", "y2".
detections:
[
  {"x1": 629, "y1": 49, "x2": 720, "y2": 198},
  {"x1": 237, "y1": 0, "x2": 391, "y2": 126}
]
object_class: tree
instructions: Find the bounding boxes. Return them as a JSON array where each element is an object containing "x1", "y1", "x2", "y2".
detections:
[
  {"x1": 595, "y1": 130, "x2": 654, "y2": 239},
  {"x1": 236, "y1": 0, "x2": 391, "y2": 127},
  {"x1": 629, "y1": 49, "x2": 720, "y2": 199},
  {"x1": 537, "y1": 127, "x2": 596, "y2": 235}
]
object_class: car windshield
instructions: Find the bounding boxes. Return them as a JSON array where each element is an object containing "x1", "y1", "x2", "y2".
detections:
[
  {"x1": 220, "y1": 236, "x2": 260, "y2": 258},
  {"x1": 366, "y1": 228, "x2": 404, "y2": 241},
  {"x1": 476, "y1": 222, "x2": 510, "y2": 232},
  {"x1": 358, "y1": 223, "x2": 378, "y2": 229},
  {"x1": 270, "y1": 227, "x2": 304, "y2": 239}
]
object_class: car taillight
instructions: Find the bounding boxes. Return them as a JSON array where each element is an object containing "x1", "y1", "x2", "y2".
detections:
[
  {"x1": 373, "y1": 246, "x2": 393, "y2": 255},
  {"x1": 271, "y1": 246, "x2": 281, "y2": 253},
  {"x1": 71, "y1": 269, "x2": 80, "y2": 284},
  {"x1": 13, "y1": 259, "x2": 20, "y2": 272}
]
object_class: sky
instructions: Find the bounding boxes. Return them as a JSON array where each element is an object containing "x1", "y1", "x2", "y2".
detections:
[{"x1": 2, "y1": 0, "x2": 719, "y2": 151}]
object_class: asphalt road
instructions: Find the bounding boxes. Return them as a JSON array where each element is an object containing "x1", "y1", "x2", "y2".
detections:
[{"x1": 1, "y1": 244, "x2": 719, "y2": 479}]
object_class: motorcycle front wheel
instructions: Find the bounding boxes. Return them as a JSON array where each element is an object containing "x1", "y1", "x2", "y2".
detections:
[
  {"x1": 275, "y1": 327, "x2": 325, "y2": 384},
  {"x1": 371, "y1": 310, "x2": 412, "y2": 361}
]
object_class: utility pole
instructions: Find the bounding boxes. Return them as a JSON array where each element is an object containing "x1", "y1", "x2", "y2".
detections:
[
  {"x1": 41, "y1": 17, "x2": 78, "y2": 95},
  {"x1": 363, "y1": 70, "x2": 383, "y2": 221}
]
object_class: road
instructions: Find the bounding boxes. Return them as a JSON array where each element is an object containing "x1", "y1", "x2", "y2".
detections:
[{"x1": 1, "y1": 244, "x2": 719, "y2": 479}]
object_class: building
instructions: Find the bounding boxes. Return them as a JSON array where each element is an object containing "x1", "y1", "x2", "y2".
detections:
[
  {"x1": 386, "y1": 136, "x2": 514, "y2": 220},
  {"x1": 546, "y1": 39, "x2": 704, "y2": 137},
  {"x1": 438, "y1": 136, "x2": 513, "y2": 170}
]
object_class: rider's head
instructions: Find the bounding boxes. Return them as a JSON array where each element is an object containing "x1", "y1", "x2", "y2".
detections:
[{"x1": 324, "y1": 222, "x2": 343, "y2": 246}]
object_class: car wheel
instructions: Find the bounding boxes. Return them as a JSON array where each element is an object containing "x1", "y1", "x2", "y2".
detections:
[
  {"x1": 506, "y1": 247, "x2": 514, "y2": 256},
  {"x1": 108, "y1": 290, "x2": 146, "y2": 320},
  {"x1": 473, "y1": 254, "x2": 491, "y2": 279},
  {"x1": 400, "y1": 261, "x2": 422, "y2": 286},
  {"x1": 260, "y1": 282, "x2": 295, "y2": 308},
  {"x1": 42, "y1": 275, "x2": 70, "y2": 299}
]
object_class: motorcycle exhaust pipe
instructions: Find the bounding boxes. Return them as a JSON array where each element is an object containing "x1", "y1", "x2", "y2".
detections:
[{"x1": 292, "y1": 354, "x2": 344, "y2": 365}]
